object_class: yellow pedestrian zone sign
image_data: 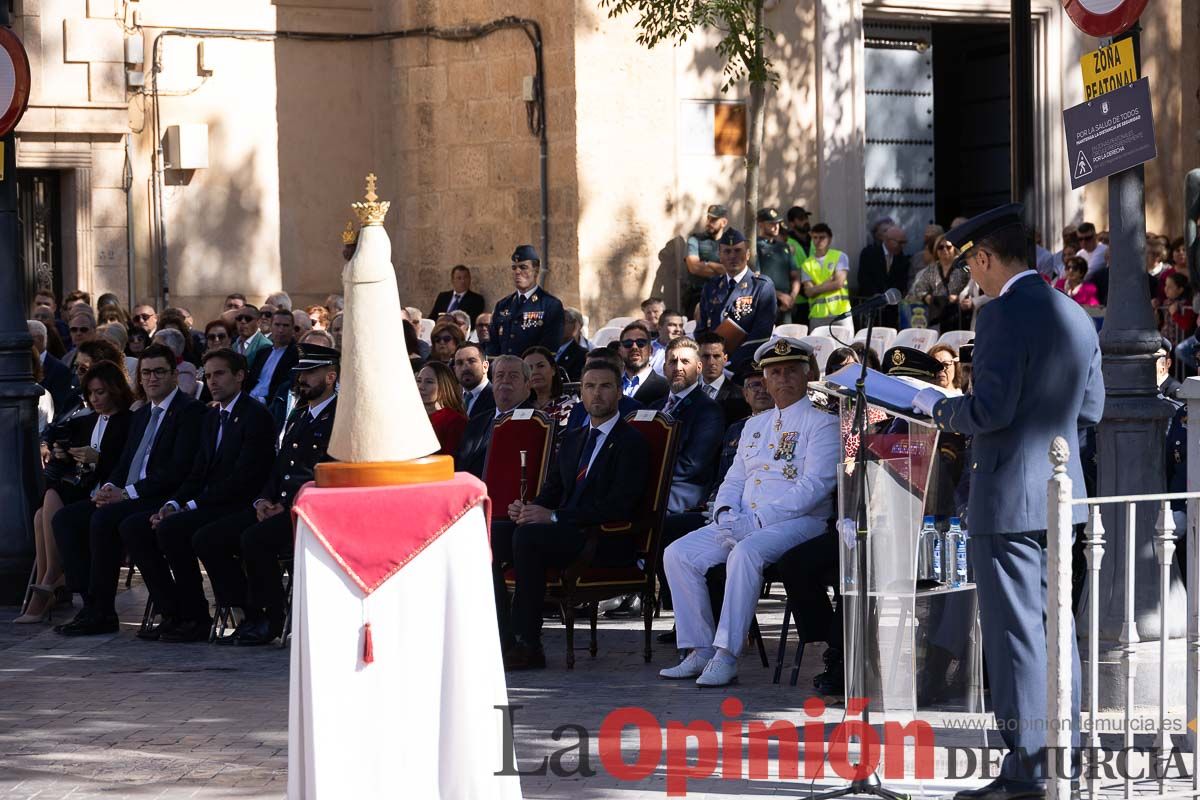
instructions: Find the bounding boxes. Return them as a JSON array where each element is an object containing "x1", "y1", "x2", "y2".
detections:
[{"x1": 1080, "y1": 39, "x2": 1138, "y2": 100}]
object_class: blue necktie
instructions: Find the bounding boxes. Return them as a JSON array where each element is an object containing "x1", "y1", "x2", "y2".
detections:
[
  {"x1": 448, "y1": 294, "x2": 460, "y2": 312},
  {"x1": 126, "y1": 406, "x2": 163, "y2": 484},
  {"x1": 215, "y1": 409, "x2": 230, "y2": 451},
  {"x1": 568, "y1": 428, "x2": 601, "y2": 507}
]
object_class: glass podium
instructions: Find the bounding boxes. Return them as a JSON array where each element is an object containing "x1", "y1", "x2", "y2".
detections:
[{"x1": 813, "y1": 379, "x2": 985, "y2": 723}]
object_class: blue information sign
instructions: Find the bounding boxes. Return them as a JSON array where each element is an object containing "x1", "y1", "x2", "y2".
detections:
[{"x1": 1062, "y1": 77, "x2": 1156, "y2": 189}]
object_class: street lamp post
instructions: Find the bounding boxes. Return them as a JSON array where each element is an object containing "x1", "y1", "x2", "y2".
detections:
[{"x1": 0, "y1": 3, "x2": 40, "y2": 604}]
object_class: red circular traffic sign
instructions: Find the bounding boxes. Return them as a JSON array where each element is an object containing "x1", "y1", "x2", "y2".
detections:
[
  {"x1": 1063, "y1": 0, "x2": 1149, "y2": 38},
  {"x1": 0, "y1": 28, "x2": 30, "y2": 137}
]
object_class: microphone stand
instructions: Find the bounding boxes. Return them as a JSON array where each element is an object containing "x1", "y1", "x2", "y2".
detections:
[{"x1": 810, "y1": 307, "x2": 909, "y2": 800}]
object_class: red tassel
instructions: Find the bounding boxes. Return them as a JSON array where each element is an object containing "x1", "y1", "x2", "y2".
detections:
[{"x1": 362, "y1": 622, "x2": 374, "y2": 665}]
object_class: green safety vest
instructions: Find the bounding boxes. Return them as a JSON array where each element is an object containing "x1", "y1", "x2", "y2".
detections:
[{"x1": 804, "y1": 249, "x2": 851, "y2": 319}]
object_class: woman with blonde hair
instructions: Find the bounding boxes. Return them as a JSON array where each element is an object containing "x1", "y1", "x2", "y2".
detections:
[{"x1": 926, "y1": 343, "x2": 964, "y2": 394}]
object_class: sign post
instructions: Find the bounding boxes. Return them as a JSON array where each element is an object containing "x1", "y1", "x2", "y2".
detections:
[{"x1": 0, "y1": 7, "x2": 38, "y2": 605}]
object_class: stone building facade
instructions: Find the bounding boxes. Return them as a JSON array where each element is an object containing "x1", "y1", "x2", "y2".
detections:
[{"x1": 13, "y1": 0, "x2": 1199, "y2": 326}]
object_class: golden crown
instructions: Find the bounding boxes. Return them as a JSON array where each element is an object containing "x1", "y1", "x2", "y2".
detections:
[
  {"x1": 352, "y1": 173, "x2": 390, "y2": 226},
  {"x1": 341, "y1": 220, "x2": 358, "y2": 245}
]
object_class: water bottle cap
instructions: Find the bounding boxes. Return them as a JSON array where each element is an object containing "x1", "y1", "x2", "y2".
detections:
[
  {"x1": 923, "y1": 515, "x2": 935, "y2": 524},
  {"x1": 950, "y1": 517, "x2": 960, "y2": 526}
]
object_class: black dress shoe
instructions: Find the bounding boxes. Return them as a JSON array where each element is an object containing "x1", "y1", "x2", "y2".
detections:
[
  {"x1": 604, "y1": 594, "x2": 643, "y2": 618},
  {"x1": 158, "y1": 618, "x2": 212, "y2": 643},
  {"x1": 214, "y1": 619, "x2": 251, "y2": 645},
  {"x1": 57, "y1": 613, "x2": 119, "y2": 637},
  {"x1": 503, "y1": 643, "x2": 546, "y2": 671},
  {"x1": 136, "y1": 616, "x2": 178, "y2": 641},
  {"x1": 656, "y1": 627, "x2": 677, "y2": 644},
  {"x1": 235, "y1": 620, "x2": 282, "y2": 646},
  {"x1": 53, "y1": 609, "x2": 91, "y2": 634}
]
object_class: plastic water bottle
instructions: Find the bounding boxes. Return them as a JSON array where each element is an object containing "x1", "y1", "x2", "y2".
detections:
[
  {"x1": 949, "y1": 517, "x2": 967, "y2": 587},
  {"x1": 921, "y1": 515, "x2": 941, "y2": 582}
]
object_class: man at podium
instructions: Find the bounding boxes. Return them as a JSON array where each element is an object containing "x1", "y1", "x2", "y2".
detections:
[{"x1": 912, "y1": 204, "x2": 1104, "y2": 800}]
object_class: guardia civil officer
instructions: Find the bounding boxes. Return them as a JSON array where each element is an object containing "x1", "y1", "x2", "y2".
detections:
[
  {"x1": 696, "y1": 228, "x2": 777, "y2": 372},
  {"x1": 912, "y1": 204, "x2": 1104, "y2": 800},
  {"x1": 487, "y1": 245, "x2": 564, "y2": 358}
]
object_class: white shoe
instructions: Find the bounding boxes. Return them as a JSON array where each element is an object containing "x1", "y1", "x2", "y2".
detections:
[
  {"x1": 695, "y1": 656, "x2": 738, "y2": 687},
  {"x1": 659, "y1": 650, "x2": 711, "y2": 680}
]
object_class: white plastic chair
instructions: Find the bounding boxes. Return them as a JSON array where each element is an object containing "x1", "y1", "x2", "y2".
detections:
[
  {"x1": 417, "y1": 318, "x2": 435, "y2": 343},
  {"x1": 773, "y1": 323, "x2": 808, "y2": 338},
  {"x1": 851, "y1": 326, "x2": 897, "y2": 360},
  {"x1": 809, "y1": 323, "x2": 855, "y2": 346},
  {"x1": 936, "y1": 330, "x2": 975, "y2": 352},
  {"x1": 683, "y1": 319, "x2": 697, "y2": 336},
  {"x1": 799, "y1": 335, "x2": 839, "y2": 377},
  {"x1": 590, "y1": 326, "x2": 622, "y2": 349},
  {"x1": 605, "y1": 316, "x2": 636, "y2": 331},
  {"x1": 892, "y1": 327, "x2": 939, "y2": 353}
]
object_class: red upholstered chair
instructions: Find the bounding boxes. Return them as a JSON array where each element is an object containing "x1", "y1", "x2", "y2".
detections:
[
  {"x1": 508, "y1": 410, "x2": 679, "y2": 668},
  {"x1": 483, "y1": 410, "x2": 555, "y2": 520}
]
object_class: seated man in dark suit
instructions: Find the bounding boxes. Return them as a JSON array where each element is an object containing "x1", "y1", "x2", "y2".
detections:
[
  {"x1": 650, "y1": 337, "x2": 724, "y2": 514},
  {"x1": 119, "y1": 348, "x2": 277, "y2": 642},
  {"x1": 247, "y1": 309, "x2": 299, "y2": 404},
  {"x1": 453, "y1": 342, "x2": 494, "y2": 418},
  {"x1": 52, "y1": 345, "x2": 207, "y2": 635},
  {"x1": 29, "y1": 319, "x2": 76, "y2": 413},
  {"x1": 618, "y1": 321, "x2": 669, "y2": 405},
  {"x1": 430, "y1": 264, "x2": 486, "y2": 326},
  {"x1": 563, "y1": 350, "x2": 641, "y2": 429},
  {"x1": 554, "y1": 307, "x2": 588, "y2": 384},
  {"x1": 454, "y1": 354, "x2": 536, "y2": 479},
  {"x1": 496, "y1": 360, "x2": 650, "y2": 670},
  {"x1": 192, "y1": 344, "x2": 339, "y2": 645},
  {"x1": 696, "y1": 332, "x2": 751, "y2": 424}
]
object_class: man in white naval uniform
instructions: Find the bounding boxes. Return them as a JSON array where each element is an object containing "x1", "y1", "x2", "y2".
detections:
[{"x1": 660, "y1": 336, "x2": 840, "y2": 687}]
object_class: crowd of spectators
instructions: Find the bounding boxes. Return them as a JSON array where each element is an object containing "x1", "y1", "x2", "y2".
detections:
[{"x1": 13, "y1": 203, "x2": 1194, "y2": 694}]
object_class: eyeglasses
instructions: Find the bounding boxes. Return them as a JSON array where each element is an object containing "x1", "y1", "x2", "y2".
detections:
[
  {"x1": 132, "y1": 313, "x2": 153, "y2": 321},
  {"x1": 235, "y1": 315, "x2": 255, "y2": 323},
  {"x1": 69, "y1": 326, "x2": 92, "y2": 334},
  {"x1": 433, "y1": 335, "x2": 457, "y2": 344},
  {"x1": 620, "y1": 339, "x2": 650, "y2": 349},
  {"x1": 206, "y1": 333, "x2": 228, "y2": 341},
  {"x1": 139, "y1": 367, "x2": 171, "y2": 379},
  {"x1": 935, "y1": 360, "x2": 955, "y2": 371},
  {"x1": 936, "y1": 244, "x2": 954, "y2": 251}
]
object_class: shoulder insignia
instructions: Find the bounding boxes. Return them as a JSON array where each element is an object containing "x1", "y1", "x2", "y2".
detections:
[{"x1": 531, "y1": 294, "x2": 538, "y2": 303}]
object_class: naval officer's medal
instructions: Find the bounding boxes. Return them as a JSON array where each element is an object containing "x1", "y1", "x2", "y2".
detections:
[{"x1": 776, "y1": 431, "x2": 798, "y2": 479}]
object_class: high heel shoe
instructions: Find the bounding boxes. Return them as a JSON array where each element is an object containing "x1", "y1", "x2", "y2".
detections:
[{"x1": 13, "y1": 608, "x2": 50, "y2": 624}]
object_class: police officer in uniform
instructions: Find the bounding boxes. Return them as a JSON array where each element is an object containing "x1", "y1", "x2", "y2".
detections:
[
  {"x1": 755, "y1": 207, "x2": 799, "y2": 324},
  {"x1": 192, "y1": 343, "x2": 339, "y2": 646},
  {"x1": 487, "y1": 245, "x2": 564, "y2": 358},
  {"x1": 659, "y1": 337, "x2": 839, "y2": 687},
  {"x1": 683, "y1": 204, "x2": 730, "y2": 317},
  {"x1": 697, "y1": 228, "x2": 777, "y2": 373},
  {"x1": 912, "y1": 205, "x2": 1104, "y2": 800}
]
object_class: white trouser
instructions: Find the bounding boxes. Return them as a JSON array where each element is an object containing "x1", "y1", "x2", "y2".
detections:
[{"x1": 663, "y1": 522, "x2": 810, "y2": 656}]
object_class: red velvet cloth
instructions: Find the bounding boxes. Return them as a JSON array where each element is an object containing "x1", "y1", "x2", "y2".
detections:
[{"x1": 292, "y1": 473, "x2": 490, "y2": 596}]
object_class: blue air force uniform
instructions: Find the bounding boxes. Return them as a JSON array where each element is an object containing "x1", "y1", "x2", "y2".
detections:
[
  {"x1": 696, "y1": 228, "x2": 777, "y2": 371},
  {"x1": 486, "y1": 245, "x2": 564, "y2": 357},
  {"x1": 916, "y1": 205, "x2": 1105, "y2": 791}
]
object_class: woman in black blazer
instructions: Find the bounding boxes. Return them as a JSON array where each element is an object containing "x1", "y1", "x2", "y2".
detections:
[{"x1": 17, "y1": 361, "x2": 134, "y2": 623}]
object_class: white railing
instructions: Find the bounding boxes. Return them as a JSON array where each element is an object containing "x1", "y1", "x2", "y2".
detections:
[{"x1": 1047, "y1": 436, "x2": 1200, "y2": 800}]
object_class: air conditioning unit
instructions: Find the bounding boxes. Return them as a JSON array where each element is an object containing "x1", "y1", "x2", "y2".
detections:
[{"x1": 163, "y1": 124, "x2": 209, "y2": 170}]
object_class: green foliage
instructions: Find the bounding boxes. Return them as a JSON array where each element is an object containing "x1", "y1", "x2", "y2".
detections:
[{"x1": 598, "y1": 0, "x2": 778, "y2": 91}]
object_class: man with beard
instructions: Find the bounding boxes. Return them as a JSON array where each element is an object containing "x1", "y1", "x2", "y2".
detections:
[
  {"x1": 618, "y1": 320, "x2": 669, "y2": 405},
  {"x1": 191, "y1": 344, "x2": 339, "y2": 646},
  {"x1": 684, "y1": 204, "x2": 730, "y2": 317},
  {"x1": 649, "y1": 337, "x2": 724, "y2": 513}
]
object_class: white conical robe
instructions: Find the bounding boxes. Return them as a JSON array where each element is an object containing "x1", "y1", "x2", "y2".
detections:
[{"x1": 328, "y1": 223, "x2": 439, "y2": 462}]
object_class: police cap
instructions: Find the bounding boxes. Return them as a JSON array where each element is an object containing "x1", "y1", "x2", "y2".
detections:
[
  {"x1": 756, "y1": 207, "x2": 783, "y2": 224},
  {"x1": 881, "y1": 346, "x2": 941, "y2": 382},
  {"x1": 706, "y1": 204, "x2": 729, "y2": 219},
  {"x1": 292, "y1": 343, "x2": 340, "y2": 373},
  {"x1": 944, "y1": 202, "x2": 1025, "y2": 259},
  {"x1": 718, "y1": 227, "x2": 747, "y2": 247},
  {"x1": 511, "y1": 244, "x2": 540, "y2": 264}
]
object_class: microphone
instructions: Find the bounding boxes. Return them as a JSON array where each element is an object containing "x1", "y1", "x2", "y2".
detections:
[{"x1": 833, "y1": 289, "x2": 902, "y2": 320}]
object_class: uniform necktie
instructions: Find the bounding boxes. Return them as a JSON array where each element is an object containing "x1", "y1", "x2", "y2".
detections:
[
  {"x1": 575, "y1": 427, "x2": 601, "y2": 485},
  {"x1": 215, "y1": 409, "x2": 230, "y2": 451},
  {"x1": 129, "y1": 406, "x2": 164, "y2": 483},
  {"x1": 514, "y1": 293, "x2": 527, "y2": 311},
  {"x1": 448, "y1": 293, "x2": 461, "y2": 312},
  {"x1": 663, "y1": 394, "x2": 681, "y2": 416}
]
